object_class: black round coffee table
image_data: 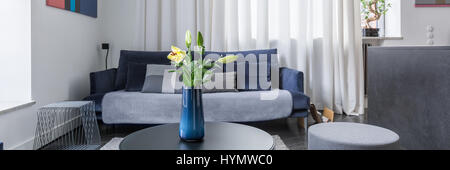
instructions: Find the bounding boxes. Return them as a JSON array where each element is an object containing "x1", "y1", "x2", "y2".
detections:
[{"x1": 119, "y1": 122, "x2": 274, "y2": 150}]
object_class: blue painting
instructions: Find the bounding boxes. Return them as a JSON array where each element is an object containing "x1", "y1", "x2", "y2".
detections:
[{"x1": 47, "y1": 0, "x2": 98, "y2": 18}]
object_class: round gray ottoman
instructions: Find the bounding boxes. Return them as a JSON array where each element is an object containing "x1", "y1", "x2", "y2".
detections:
[{"x1": 308, "y1": 122, "x2": 400, "y2": 150}]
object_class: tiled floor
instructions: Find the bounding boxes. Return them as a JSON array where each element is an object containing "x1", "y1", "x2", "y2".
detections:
[{"x1": 99, "y1": 114, "x2": 367, "y2": 150}]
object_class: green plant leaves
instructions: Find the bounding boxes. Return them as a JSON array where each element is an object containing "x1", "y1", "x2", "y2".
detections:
[
  {"x1": 171, "y1": 31, "x2": 235, "y2": 88},
  {"x1": 360, "y1": 0, "x2": 392, "y2": 28}
]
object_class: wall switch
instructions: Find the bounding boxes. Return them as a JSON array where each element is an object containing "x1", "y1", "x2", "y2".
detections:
[
  {"x1": 426, "y1": 25, "x2": 434, "y2": 45},
  {"x1": 427, "y1": 32, "x2": 434, "y2": 39}
]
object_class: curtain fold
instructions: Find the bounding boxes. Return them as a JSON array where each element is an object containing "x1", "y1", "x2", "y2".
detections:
[{"x1": 137, "y1": 0, "x2": 364, "y2": 115}]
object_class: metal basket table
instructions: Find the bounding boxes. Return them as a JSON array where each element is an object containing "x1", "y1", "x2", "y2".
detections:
[{"x1": 33, "y1": 101, "x2": 101, "y2": 150}]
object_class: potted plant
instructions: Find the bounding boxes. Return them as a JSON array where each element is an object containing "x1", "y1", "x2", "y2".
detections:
[
  {"x1": 361, "y1": 0, "x2": 391, "y2": 37},
  {"x1": 167, "y1": 30, "x2": 238, "y2": 142}
]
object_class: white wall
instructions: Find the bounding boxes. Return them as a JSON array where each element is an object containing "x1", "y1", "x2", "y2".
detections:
[
  {"x1": 0, "y1": 0, "x2": 31, "y2": 102},
  {"x1": 383, "y1": 0, "x2": 450, "y2": 46},
  {"x1": 0, "y1": 0, "x2": 103, "y2": 150},
  {"x1": 99, "y1": 0, "x2": 144, "y2": 68}
]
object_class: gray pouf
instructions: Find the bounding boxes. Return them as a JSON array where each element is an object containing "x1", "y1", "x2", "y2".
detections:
[{"x1": 308, "y1": 122, "x2": 400, "y2": 150}]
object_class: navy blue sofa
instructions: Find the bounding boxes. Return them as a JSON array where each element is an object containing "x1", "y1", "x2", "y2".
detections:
[
  {"x1": 84, "y1": 49, "x2": 310, "y2": 125},
  {"x1": 0, "y1": 141, "x2": 3, "y2": 150}
]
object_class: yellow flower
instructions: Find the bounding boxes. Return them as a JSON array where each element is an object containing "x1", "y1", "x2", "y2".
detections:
[
  {"x1": 167, "y1": 46, "x2": 186, "y2": 64},
  {"x1": 217, "y1": 55, "x2": 238, "y2": 64}
]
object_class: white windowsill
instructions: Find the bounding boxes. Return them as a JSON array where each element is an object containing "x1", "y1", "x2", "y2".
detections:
[
  {"x1": 362, "y1": 37, "x2": 403, "y2": 40},
  {"x1": 0, "y1": 101, "x2": 36, "y2": 114}
]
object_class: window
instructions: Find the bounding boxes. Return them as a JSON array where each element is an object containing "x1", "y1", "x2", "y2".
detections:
[
  {"x1": 360, "y1": 0, "x2": 401, "y2": 37},
  {"x1": 384, "y1": 0, "x2": 401, "y2": 37},
  {"x1": 0, "y1": 0, "x2": 32, "y2": 112}
]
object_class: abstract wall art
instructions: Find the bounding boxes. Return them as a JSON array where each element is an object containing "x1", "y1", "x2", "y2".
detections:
[
  {"x1": 46, "y1": 0, "x2": 97, "y2": 18},
  {"x1": 416, "y1": 0, "x2": 450, "y2": 7}
]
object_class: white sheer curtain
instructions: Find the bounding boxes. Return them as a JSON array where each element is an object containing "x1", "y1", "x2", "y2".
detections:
[{"x1": 136, "y1": 0, "x2": 364, "y2": 115}]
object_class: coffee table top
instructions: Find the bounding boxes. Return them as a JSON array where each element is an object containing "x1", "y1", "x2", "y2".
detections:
[{"x1": 120, "y1": 122, "x2": 274, "y2": 150}]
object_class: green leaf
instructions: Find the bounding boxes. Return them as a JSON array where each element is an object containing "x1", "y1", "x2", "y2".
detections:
[
  {"x1": 202, "y1": 59, "x2": 214, "y2": 69},
  {"x1": 182, "y1": 67, "x2": 193, "y2": 87},
  {"x1": 214, "y1": 63, "x2": 222, "y2": 69},
  {"x1": 193, "y1": 67, "x2": 203, "y2": 87},
  {"x1": 202, "y1": 70, "x2": 214, "y2": 84}
]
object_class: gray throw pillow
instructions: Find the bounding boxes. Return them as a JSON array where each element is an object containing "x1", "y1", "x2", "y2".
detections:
[
  {"x1": 141, "y1": 64, "x2": 182, "y2": 93},
  {"x1": 203, "y1": 72, "x2": 238, "y2": 93}
]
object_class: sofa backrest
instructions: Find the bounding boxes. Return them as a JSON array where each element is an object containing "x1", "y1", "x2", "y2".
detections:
[
  {"x1": 115, "y1": 51, "x2": 171, "y2": 90},
  {"x1": 114, "y1": 49, "x2": 278, "y2": 91}
]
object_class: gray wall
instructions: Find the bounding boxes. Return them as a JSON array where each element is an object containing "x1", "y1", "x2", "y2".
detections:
[{"x1": 368, "y1": 46, "x2": 450, "y2": 150}]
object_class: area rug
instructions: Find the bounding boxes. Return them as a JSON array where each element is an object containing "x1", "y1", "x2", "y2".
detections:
[{"x1": 101, "y1": 135, "x2": 289, "y2": 150}]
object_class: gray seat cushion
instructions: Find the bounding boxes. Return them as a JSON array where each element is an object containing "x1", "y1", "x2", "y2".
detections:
[
  {"x1": 102, "y1": 90, "x2": 293, "y2": 124},
  {"x1": 308, "y1": 122, "x2": 400, "y2": 150}
]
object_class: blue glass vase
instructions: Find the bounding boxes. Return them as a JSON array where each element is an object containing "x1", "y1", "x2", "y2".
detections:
[{"x1": 179, "y1": 87, "x2": 205, "y2": 142}]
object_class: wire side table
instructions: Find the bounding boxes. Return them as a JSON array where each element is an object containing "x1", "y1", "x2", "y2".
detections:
[{"x1": 33, "y1": 101, "x2": 101, "y2": 150}]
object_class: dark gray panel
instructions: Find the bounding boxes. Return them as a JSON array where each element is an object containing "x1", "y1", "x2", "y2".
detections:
[{"x1": 368, "y1": 46, "x2": 450, "y2": 150}]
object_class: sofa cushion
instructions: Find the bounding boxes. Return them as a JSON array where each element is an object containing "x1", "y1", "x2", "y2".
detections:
[
  {"x1": 125, "y1": 62, "x2": 147, "y2": 92},
  {"x1": 141, "y1": 64, "x2": 178, "y2": 93},
  {"x1": 205, "y1": 49, "x2": 277, "y2": 91},
  {"x1": 235, "y1": 62, "x2": 274, "y2": 91},
  {"x1": 115, "y1": 50, "x2": 171, "y2": 90},
  {"x1": 203, "y1": 72, "x2": 239, "y2": 93},
  {"x1": 102, "y1": 90, "x2": 293, "y2": 124}
]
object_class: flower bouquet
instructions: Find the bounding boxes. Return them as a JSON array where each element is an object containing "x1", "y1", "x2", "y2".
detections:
[{"x1": 168, "y1": 30, "x2": 237, "y2": 141}]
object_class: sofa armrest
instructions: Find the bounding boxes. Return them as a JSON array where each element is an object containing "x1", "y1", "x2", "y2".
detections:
[
  {"x1": 0, "y1": 141, "x2": 3, "y2": 150},
  {"x1": 90, "y1": 69, "x2": 117, "y2": 95},
  {"x1": 280, "y1": 67, "x2": 304, "y2": 93}
]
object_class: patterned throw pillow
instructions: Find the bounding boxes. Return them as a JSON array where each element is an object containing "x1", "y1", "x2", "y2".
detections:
[{"x1": 141, "y1": 64, "x2": 182, "y2": 94}]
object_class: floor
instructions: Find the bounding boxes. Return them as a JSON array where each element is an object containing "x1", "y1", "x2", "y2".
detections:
[{"x1": 99, "y1": 113, "x2": 367, "y2": 150}]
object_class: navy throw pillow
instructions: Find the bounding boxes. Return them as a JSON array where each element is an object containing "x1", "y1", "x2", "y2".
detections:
[{"x1": 125, "y1": 62, "x2": 148, "y2": 92}]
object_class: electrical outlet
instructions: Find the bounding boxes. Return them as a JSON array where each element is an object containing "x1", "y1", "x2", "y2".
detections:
[{"x1": 102, "y1": 43, "x2": 110, "y2": 50}]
